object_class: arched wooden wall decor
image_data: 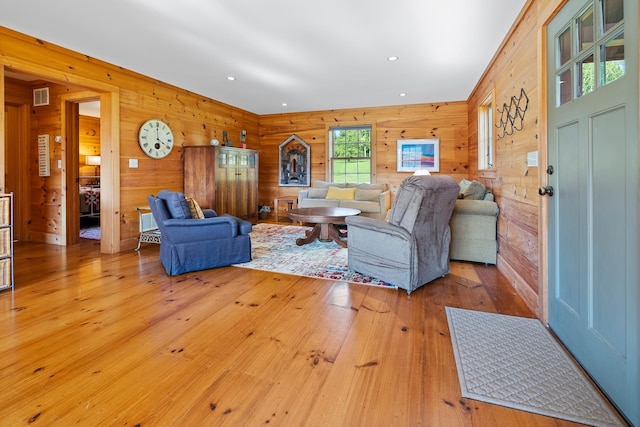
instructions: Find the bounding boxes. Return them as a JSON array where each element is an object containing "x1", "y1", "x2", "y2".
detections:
[{"x1": 279, "y1": 134, "x2": 310, "y2": 187}]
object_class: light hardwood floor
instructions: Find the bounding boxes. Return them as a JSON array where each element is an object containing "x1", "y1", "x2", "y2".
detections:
[{"x1": 0, "y1": 239, "x2": 623, "y2": 426}]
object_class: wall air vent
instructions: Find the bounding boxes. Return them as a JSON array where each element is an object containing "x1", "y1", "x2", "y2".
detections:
[{"x1": 33, "y1": 87, "x2": 50, "y2": 106}]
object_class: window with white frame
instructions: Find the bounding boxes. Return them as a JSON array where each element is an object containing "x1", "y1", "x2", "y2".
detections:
[
  {"x1": 478, "y1": 92, "x2": 495, "y2": 170},
  {"x1": 329, "y1": 126, "x2": 372, "y2": 183}
]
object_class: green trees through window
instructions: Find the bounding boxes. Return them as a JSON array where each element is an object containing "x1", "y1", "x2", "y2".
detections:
[
  {"x1": 330, "y1": 126, "x2": 372, "y2": 183},
  {"x1": 556, "y1": 0, "x2": 625, "y2": 106}
]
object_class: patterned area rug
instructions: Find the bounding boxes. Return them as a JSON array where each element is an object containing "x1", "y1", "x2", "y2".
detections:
[
  {"x1": 79, "y1": 225, "x2": 100, "y2": 240},
  {"x1": 234, "y1": 223, "x2": 397, "y2": 289},
  {"x1": 445, "y1": 307, "x2": 624, "y2": 426}
]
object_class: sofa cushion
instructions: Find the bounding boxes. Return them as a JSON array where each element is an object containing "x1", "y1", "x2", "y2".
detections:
[
  {"x1": 313, "y1": 180, "x2": 347, "y2": 188},
  {"x1": 299, "y1": 199, "x2": 340, "y2": 208},
  {"x1": 460, "y1": 180, "x2": 487, "y2": 200},
  {"x1": 157, "y1": 190, "x2": 192, "y2": 219},
  {"x1": 326, "y1": 186, "x2": 356, "y2": 200},
  {"x1": 307, "y1": 188, "x2": 329, "y2": 199},
  {"x1": 339, "y1": 200, "x2": 380, "y2": 213},
  {"x1": 483, "y1": 191, "x2": 495, "y2": 202},
  {"x1": 355, "y1": 188, "x2": 382, "y2": 201},
  {"x1": 349, "y1": 182, "x2": 387, "y2": 191},
  {"x1": 187, "y1": 197, "x2": 205, "y2": 219}
]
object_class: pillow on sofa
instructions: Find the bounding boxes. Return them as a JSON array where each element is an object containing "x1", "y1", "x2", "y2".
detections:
[
  {"x1": 355, "y1": 188, "x2": 382, "y2": 201},
  {"x1": 307, "y1": 188, "x2": 329, "y2": 199},
  {"x1": 461, "y1": 180, "x2": 487, "y2": 200},
  {"x1": 186, "y1": 197, "x2": 205, "y2": 219},
  {"x1": 459, "y1": 179, "x2": 472, "y2": 193},
  {"x1": 158, "y1": 190, "x2": 192, "y2": 219},
  {"x1": 326, "y1": 186, "x2": 356, "y2": 200}
]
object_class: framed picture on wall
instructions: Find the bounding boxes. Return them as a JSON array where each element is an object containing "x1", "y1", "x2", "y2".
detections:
[{"x1": 397, "y1": 139, "x2": 440, "y2": 172}]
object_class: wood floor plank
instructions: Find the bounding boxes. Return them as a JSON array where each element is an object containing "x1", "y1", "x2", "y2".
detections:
[{"x1": 0, "y1": 240, "x2": 621, "y2": 426}]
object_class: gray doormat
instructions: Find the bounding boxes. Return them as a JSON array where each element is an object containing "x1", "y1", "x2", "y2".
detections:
[{"x1": 445, "y1": 307, "x2": 624, "y2": 426}]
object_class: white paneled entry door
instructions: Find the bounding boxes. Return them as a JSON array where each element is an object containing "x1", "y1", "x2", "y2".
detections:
[{"x1": 546, "y1": 0, "x2": 638, "y2": 424}]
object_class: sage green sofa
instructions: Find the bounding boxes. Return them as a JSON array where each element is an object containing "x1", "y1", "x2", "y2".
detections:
[
  {"x1": 297, "y1": 180, "x2": 391, "y2": 220},
  {"x1": 449, "y1": 179, "x2": 499, "y2": 265}
]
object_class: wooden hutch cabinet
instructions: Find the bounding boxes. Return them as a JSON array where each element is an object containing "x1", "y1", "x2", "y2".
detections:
[{"x1": 184, "y1": 146, "x2": 259, "y2": 223}]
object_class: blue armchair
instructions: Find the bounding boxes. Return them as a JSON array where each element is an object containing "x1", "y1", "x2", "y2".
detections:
[{"x1": 147, "y1": 190, "x2": 252, "y2": 275}]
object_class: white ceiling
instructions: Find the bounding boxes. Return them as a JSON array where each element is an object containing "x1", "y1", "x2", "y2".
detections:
[{"x1": 0, "y1": 0, "x2": 527, "y2": 115}]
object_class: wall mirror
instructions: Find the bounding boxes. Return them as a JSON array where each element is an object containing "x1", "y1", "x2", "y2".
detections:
[{"x1": 279, "y1": 134, "x2": 310, "y2": 186}]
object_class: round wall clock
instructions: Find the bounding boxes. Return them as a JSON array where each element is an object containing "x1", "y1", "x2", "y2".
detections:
[{"x1": 138, "y1": 119, "x2": 174, "y2": 159}]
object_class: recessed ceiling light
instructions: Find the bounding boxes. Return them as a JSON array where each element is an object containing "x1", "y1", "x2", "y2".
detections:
[
  {"x1": 227, "y1": 76, "x2": 236, "y2": 81},
  {"x1": 387, "y1": 56, "x2": 399, "y2": 61},
  {"x1": 399, "y1": 93, "x2": 407, "y2": 97},
  {"x1": 282, "y1": 103, "x2": 288, "y2": 107}
]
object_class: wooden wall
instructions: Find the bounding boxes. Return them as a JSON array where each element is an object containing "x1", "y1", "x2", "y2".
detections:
[
  {"x1": 5, "y1": 1, "x2": 633, "y2": 319},
  {"x1": 79, "y1": 115, "x2": 101, "y2": 180},
  {"x1": 467, "y1": 0, "x2": 566, "y2": 316},
  {"x1": 27, "y1": 80, "x2": 92, "y2": 243},
  {"x1": 258, "y1": 103, "x2": 469, "y2": 209},
  {"x1": 0, "y1": 26, "x2": 259, "y2": 251},
  {"x1": 0, "y1": 9, "x2": 558, "y2": 314}
]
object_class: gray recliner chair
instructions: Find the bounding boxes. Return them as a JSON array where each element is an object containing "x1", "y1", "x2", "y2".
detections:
[{"x1": 345, "y1": 175, "x2": 460, "y2": 294}]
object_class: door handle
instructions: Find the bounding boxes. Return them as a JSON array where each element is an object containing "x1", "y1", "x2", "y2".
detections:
[{"x1": 538, "y1": 186, "x2": 554, "y2": 197}]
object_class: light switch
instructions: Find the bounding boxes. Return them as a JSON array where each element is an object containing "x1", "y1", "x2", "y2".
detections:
[
  {"x1": 527, "y1": 151, "x2": 538, "y2": 167},
  {"x1": 129, "y1": 158, "x2": 139, "y2": 168}
]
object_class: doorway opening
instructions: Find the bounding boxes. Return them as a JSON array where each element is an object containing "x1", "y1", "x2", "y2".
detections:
[{"x1": 78, "y1": 100, "x2": 101, "y2": 242}]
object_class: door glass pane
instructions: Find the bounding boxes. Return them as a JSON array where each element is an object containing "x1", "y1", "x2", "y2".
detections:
[
  {"x1": 600, "y1": 0, "x2": 624, "y2": 33},
  {"x1": 558, "y1": 69, "x2": 573, "y2": 106},
  {"x1": 600, "y1": 31, "x2": 625, "y2": 85},
  {"x1": 578, "y1": 54, "x2": 595, "y2": 97},
  {"x1": 558, "y1": 27, "x2": 572, "y2": 66},
  {"x1": 577, "y1": 7, "x2": 594, "y2": 52}
]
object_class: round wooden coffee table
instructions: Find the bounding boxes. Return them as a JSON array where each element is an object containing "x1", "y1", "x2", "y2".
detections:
[{"x1": 287, "y1": 207, "x2": 361, "y2": 247}]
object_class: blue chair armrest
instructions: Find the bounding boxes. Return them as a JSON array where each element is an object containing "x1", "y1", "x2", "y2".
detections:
[
  {"x1": 220, "y1": 214, "x2": 253, "y2": 234},
  {"x1": 162, "y1": 217, "x2": 242, "y2": 243}
]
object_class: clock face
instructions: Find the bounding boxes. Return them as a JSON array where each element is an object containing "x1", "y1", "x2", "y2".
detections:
[{"x1": 138, "y1": 119, "x2": 174, "y2": 159}]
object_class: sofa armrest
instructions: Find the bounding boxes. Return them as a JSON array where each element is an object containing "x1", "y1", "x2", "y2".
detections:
[
  {"x1": 298, "y1": 190, "x2": 309, "y2": 206},
  {"x1": 453, "y1": 199, "x2": 499, "y2": 216},
  {"x1": 379, "y1": 190, "x2": 392, "y2": 213}
]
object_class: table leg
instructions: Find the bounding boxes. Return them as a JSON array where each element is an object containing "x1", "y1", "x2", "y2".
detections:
[
  {"x1": 328, "y1": 224, "x2": 348, "y2": 247},
  {"x1": 296, "y1": 224, "x2": 321, "y2": 246}
]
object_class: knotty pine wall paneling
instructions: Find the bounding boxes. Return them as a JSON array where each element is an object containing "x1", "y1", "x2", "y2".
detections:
[
  {"x1": 29, "y1": 80, "x2": 91, "y2": 244},
  {"x1": 79, "y1": 115, "x2": 101, "y2": 180},
  {"x1": 0, "y1": 26, "x2": 259, "y2": 251},
  {"x1": 467, "y1": 0, "x2": 568, "y2": 316},
  {"x1": 4, "y1": 78, "x2": 32, "y2": 241},
  {"x1": 258, "y1": 103, "x2": 469, "y2": 211}
]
